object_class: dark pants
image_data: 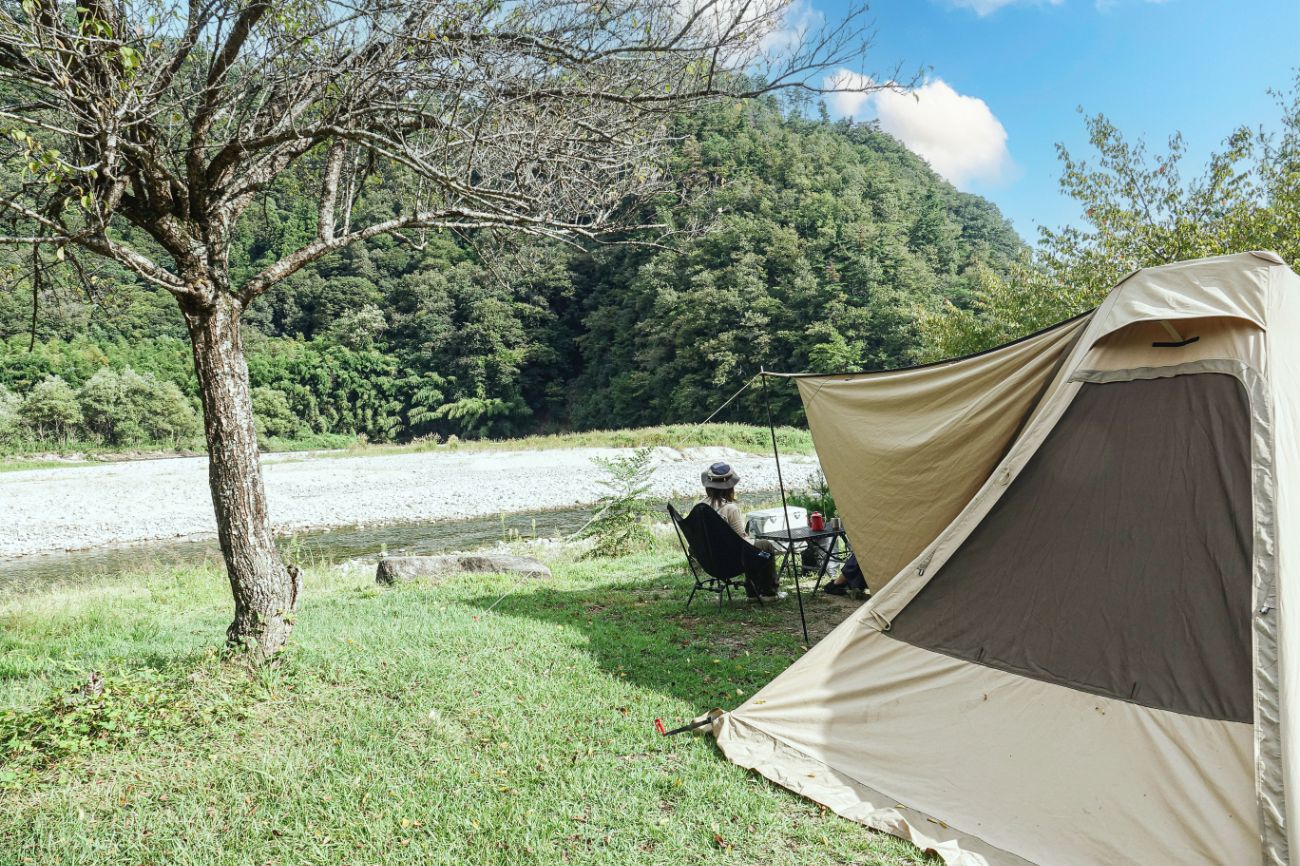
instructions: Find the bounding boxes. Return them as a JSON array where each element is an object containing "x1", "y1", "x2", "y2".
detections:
[
  {"x1": 744, "y1": 538, "x2": 781, "y2": 597},
  {"x1": 840, "y1": 554, "x2": 866, "y2": 591}
]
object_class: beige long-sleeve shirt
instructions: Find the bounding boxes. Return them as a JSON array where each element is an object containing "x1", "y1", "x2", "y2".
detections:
[{"x1": 703, "y1": 499, "x2": 747, "y2": 537}]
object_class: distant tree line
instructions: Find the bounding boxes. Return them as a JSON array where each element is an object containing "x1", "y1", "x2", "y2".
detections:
[
  {"x1": 0, "y1": 368, "x2": 197, "y2": 449},
  {"x1": 5, "y1": 77, "x2": 1296, "y2": 453},
  {"x1": 0, "y1": 99, "x2": 1023, "y2": 450},
  {"x1": 916, "y1": 76, "x2": 1300, "y2": 360}
]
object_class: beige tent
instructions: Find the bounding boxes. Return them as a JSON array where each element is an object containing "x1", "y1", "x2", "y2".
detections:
[{"x1": 713, "y1": 252, "x2": 1300, "y2": 865}]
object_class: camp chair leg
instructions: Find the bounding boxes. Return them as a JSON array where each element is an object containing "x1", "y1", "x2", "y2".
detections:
[{"x1": 671, "y1": 505, "x2": 710, "y2": 609}]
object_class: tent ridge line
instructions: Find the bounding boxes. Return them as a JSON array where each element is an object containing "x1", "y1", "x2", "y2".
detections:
[
  {"x1": 877, "y1": 631, "x2": 1257, "y2": 725},
  {"x1": 1069, "y1": 359, "x2": 1261, "y2": 385},
  {"x1": 761, "y1": 310, "x2": 1096, "y2": 381}
]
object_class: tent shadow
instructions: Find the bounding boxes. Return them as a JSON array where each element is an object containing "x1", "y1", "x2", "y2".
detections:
[{"x1": 462, "y1": 563, "x2": 861, "y2": 709}]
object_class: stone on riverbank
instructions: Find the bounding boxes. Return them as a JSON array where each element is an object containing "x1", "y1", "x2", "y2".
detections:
[{"x1": 376, "y1": 553, "x2": 552, "y2": 585}]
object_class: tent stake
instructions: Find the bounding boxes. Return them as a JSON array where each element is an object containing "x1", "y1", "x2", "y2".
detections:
[{"x1": 761, "y1": 368, "x2": 809, "y2": 644}]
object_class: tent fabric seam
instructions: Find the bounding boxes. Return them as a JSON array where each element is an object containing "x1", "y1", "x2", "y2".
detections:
[
  {"x1": 877, "y1": 629, "x2": 1251, "y2": 723},
  {"x1": 1254, "y1": 265, "x2": 1287, "y2": 864}
]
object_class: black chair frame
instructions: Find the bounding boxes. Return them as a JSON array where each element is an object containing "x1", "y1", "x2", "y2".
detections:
[{"x1": 667, "y1": 503, "x2": 773, "y2": 608}]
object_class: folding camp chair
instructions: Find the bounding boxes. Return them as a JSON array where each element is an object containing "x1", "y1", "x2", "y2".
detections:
[{"x1": 667, "y1": 503, "x2": 775, "y2": 608}]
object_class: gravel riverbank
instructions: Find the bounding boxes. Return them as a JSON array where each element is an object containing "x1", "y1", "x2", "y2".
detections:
[{"x1": 0, "y1": 446, "x2": 820, "y2": 559}]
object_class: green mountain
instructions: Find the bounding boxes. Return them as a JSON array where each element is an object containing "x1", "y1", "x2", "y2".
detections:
[{"x1": 0, "y1": 97, "x2": 1023, "y2": 447}]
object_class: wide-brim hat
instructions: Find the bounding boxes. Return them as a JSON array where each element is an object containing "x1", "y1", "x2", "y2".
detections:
[{"x1": 702, "y1": 462, "x2": 740, "y2": 490}]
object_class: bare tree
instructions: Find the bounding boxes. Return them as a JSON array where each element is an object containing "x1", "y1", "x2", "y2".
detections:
[{"x1": 0, "y1": 0, "x2": 886, "y2": 658}]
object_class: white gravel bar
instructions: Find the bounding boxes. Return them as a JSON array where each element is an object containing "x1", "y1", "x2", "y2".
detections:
[{"x1": 0, "y1": 446, "x2": 820, "y2": 559}]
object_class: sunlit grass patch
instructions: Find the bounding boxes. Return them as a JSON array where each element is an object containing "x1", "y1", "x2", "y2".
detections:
[{"x1": 0, "y1": 544, "x2": 916, "y2": 866}]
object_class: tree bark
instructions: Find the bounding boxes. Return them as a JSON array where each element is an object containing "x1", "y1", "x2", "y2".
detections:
[{"x1": 182, "y1": 288, "x2": 300, "y2": 660}]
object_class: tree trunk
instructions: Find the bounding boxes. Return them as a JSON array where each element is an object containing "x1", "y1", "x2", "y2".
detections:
[{"x1": 182, "y1": 289, "x2": 301, "y2": 660}]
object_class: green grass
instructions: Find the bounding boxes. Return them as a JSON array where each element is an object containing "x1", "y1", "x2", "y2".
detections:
[
  {"x1": 342, "y1": 423, "x2": 816, "y2": 458},
  {"x1": 261, "y1": 432, "x2": 362, "y2": 453},
  {"x1": 0, "y1": 457, "x2": 97, "y2": 473},
  {"x1": 0, "y1": 424, "x2": 814, "y2": 473},
  {"x1": 0, "y1": 539, "x2": 917, "y2": 866},
  {"x1": 0, "y1": 437, "x2": 203, "y2": 471}
]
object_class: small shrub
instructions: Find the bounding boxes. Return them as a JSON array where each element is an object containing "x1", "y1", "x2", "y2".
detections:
[
  {"x1": 77, "y1": 367, "x2": 128, "y2": 442},
  {"x1": 579, "y1": 447, "x2": 657, "y2": 558},
  {"x1": 77, "y1": 367, "x2": 200, "y2": 446},
  {"x1": 0, "y1": 383, "x2": 20, "y2": 445},
  {"x1": 127, "y1": 370, "x2": 200, "y2": 444},
  {"x1": 251, "y1": 385, "x2": 303, "y2": 439},
  {"x1": 788, "y1": 470, "x2": 837, "y2": 519},
  {"x1": 19, "y1": 374, "x2": 82, "y2": 444}
]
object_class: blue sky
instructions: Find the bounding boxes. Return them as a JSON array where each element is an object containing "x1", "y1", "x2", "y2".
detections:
[{"x1": 806, "y1": 0, "x2": 1299, "y2": 242}]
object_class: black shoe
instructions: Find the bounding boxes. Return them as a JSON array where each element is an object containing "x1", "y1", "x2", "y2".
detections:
[{"x1": 823, "y1": 581, "x2": 848, "y2": 596}]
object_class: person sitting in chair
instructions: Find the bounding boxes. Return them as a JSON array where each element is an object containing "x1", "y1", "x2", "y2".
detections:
[
  {"x1": 701, "y1": 462, "x2": 786, "y2": 600},
  {"x1": 822, "y1": 552, "x2": 866, "y2": 596}
]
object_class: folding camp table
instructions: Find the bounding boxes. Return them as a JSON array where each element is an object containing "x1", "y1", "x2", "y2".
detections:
[{"x1": 755, "y1": 525, "x2": 851, "y2": 642}]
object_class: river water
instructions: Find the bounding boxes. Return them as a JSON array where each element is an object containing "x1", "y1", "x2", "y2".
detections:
[{"x1": 0, "y1": 491, "x2": 783, "y2": 595}]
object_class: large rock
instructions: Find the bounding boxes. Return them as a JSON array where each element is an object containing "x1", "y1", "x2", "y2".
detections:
[{"x1": 375, "y1": 553, "x2": 552, "y2": 585}]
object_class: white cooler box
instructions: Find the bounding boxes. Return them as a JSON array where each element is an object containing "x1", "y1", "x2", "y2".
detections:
[{"x1": 745, "y1": 506, "x2": 808, "y2": 537}]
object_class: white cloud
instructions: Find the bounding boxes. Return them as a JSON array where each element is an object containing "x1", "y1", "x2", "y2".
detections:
[
  {"x1": 823, "y1": 70, "x2": 874, "y2": 119},
  {"x1": 761, "y1": 0, "x2": 825, "y2": 53},
  {"x1": 943, "y1": 0, "x2": 1062, "y2": 14},
  {"x1": 669, "y1": 0, "x2": 823, "y2": 69},
  {"x1": 822, "y1": 73, "x2": 1014, "y2": 190}
]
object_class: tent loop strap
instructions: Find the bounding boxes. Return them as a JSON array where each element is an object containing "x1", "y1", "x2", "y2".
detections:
[{"x1": 869, "y1": 608, "x2": 893, "y2": 632}]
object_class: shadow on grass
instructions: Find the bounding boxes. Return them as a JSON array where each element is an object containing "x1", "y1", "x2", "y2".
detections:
[{"x1": 463, "y1": 561, "x2": 863, "y2": 711}]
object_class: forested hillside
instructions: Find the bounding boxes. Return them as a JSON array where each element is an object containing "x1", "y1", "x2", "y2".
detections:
[{"x1": 0, "y1": 98, "x2": 1023, "y2": 449}]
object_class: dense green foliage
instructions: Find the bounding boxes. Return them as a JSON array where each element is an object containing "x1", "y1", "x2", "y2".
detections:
[
  {"x1": 916, "y1": 76, "x2": 1300, "y2": 360},
  {"x1": 566, "y1": 106, "x2": 1021, "y2": 427},
  {"x1": 0, "y1": 99, "x2": 1022, "y2": 450}
]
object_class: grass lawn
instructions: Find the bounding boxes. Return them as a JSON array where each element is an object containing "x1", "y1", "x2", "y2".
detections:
[
  {"x1": 336, "y1": 423, "x2": 816, "y2": 459},
  {"x1": 0, "y1": 538, "x2": 921, "y2": 866},
  {"x1": 0, "y1": 458, "x2": 97, "y2": 473},
  {"x1": 0, "y1": 424, "x2": 815, "y2": 473}
]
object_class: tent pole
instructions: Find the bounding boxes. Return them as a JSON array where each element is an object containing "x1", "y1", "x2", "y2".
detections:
[{"x1": 761, "y1": 368, "x2": 809, "y2": 644}]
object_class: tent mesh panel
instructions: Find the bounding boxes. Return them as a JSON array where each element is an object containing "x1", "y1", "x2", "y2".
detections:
[{"x1": 887, "y1": 373, "x2": 1253, "y2": 722}]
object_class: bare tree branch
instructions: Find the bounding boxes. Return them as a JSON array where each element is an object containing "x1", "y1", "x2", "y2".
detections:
[{"x1": 0, "y1": 0, "x2": 893, "y2": 308}]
